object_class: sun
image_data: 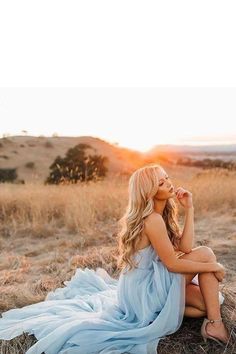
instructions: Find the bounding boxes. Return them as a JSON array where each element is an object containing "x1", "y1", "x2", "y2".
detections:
[{"x1": 115, "y1": 133, "x2": 183, "y2": 153}]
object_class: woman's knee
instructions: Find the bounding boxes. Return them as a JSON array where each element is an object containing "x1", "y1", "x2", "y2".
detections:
[
  {"x1": 179, "y1": 245, "x2": 217, "y2": 265},
  {"x1": 198, "y1": 245, "x2": 217, "y2": 262}
]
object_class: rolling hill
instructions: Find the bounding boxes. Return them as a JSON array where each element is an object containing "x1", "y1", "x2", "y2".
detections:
[
  {"x1": 0, "y1": 136, "x2": 145, "y2": 183},
  {"x1": 1, "y1": 135, "x2": 235, "y2": 184}
]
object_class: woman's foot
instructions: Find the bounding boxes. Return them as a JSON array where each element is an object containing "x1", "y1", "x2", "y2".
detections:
[{"x1": 205, "y1": 321, "x2": 230, "y2": 343}]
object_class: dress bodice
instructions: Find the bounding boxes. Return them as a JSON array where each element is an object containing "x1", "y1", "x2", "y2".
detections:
[{"x1": 122, "y1": 244, "x2": 160, "y2": 273}]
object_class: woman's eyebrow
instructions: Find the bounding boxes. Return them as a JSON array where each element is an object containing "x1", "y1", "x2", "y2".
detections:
[{"x1": 159, "y1": 175, "x2": 168, "y2": 182}]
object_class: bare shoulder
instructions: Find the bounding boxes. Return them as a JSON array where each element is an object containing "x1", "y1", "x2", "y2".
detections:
[
  {"x1": 143, "y1": 212, "x2": 176, "y2": 270},
  {"x1": 143, "y1": 212, "x2": 168, "y2": 246},
  {"x1": 144, "y1": 212, "x2": 164, "y2": 227}
]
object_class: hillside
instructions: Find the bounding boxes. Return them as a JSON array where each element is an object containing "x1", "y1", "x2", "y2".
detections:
[
  {"x1": 0, "y1": 136, "x2": 146, "y2": 183},
  {"x1": 1, "y1": 135, "x2": 234, "y2": 184},
  {"x1": 147, "y1": 144, "x2": 236, "y2": 162}
]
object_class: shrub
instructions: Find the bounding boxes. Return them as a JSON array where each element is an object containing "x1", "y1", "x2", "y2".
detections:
[
  {"x1": 44, "y1": 141, "x2": 54, "y2": 148},
  {"x1": 25, "y1": 162, "x2": 35, "y2": 169},
  {"x1": 45, "y1": 143, "x2": 108, "y2": 184},
  {"x1": 0, "y1": 168, "x2": 18, "y2": 183}
]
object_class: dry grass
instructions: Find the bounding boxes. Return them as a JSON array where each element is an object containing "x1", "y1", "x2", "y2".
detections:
[
  {"x1": 158, "y1": 286, "x2": 236, "y2": 353},
  {"x1": 0, "y1": 168, "x2": 235, "y2": 236},
  {"x1": 0, "y1": 177, "x2": 128, "y2": 236},
  {"x1": 0, "y1": 168, "x2": 236, "y2": 353},
  {"x1": 187, "y1": 169, "x2": 236, "y2": 213}
]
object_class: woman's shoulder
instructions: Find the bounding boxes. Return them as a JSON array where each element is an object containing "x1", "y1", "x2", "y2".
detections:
[
  {"x1": 144, "y1": 212, "x2": 163, "y2": 225},
  {"x1": 142, "y1": 213, "x2": 165, "y2": 243}
]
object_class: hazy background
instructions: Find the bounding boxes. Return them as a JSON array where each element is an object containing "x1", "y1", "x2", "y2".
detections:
[{"x1": 0, "y1": 87, "x2": 236, "y2": 152}]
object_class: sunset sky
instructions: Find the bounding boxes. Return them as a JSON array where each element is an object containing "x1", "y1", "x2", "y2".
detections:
[
  {"x1": 0, "y1": 87, "x2": 235, "y2": 153},
  {"x1": 1, "y1": 2, "x2": 236, "y2": 153}
]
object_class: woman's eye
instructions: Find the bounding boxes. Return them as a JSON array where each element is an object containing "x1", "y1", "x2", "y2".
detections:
[{"x1": 159, "y1": 175, "x2": 170, "y2": 186}]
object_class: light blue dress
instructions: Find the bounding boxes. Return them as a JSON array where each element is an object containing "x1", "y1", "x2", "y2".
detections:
[{"x1": 0, "y1": 244, "x2": 224, "y2": 354}]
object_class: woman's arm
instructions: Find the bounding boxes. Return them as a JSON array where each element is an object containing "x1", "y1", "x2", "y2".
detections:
[
  {"x1": 169, "y1": 258, "x2": 220, "y2": 274},
  {"x1": 174, "y1": 187, "x2": 194, "y2": 253},
  {"x1": 178, "y1": 206, "x2": 194, "y2": 253},
  {"x1": 144, "y1": 213, "x2": 223, "y2": 274}
]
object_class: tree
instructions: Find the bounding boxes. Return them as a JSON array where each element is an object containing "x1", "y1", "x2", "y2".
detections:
[
  {"x1": 45, "y1": 143, "x2": 108, "y2": 184},
  {"x1": 0, "y1": 168, "x2": 18, "y2": 183}
]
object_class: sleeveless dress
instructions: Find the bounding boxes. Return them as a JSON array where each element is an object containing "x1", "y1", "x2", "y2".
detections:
[{"x1": 0, "y1": 244, "x2": 225, "y2": 354}]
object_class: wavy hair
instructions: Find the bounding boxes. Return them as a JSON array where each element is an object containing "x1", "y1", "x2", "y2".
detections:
[{"x1": 116, "y1": 163, "x2": 181, "y2": 274}]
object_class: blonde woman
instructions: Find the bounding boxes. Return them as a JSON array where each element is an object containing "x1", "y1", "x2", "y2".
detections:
[
  {"x1": 0, "y1": 164, "x2": 230, "y2": 353},
  {"x1": 116, "y1": 163, "x2": 230, "y2": 347}
]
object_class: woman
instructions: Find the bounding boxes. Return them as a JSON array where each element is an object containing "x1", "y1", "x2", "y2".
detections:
[
  {"x1": 116, "y1": 163, "x2": 229, "y2": 345},
  {"x1": 0, "y1": 164, "x2": 230, "y2": 353}
]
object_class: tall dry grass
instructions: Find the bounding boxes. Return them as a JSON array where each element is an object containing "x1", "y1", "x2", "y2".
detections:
[
  {"x1": 0, "y1": 169, "x2": 235, "y2": 238},
  {"x1": 0, "y1": 176, "x2": 128, "y2": 238},
  {"x1": 187, "y1": 169, "x2": 236, "y2": 213}
]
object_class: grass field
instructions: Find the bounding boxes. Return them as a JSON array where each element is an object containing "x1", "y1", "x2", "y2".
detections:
[{"x1": 0, "y1": 167, "x2": 236, "y2": 353}]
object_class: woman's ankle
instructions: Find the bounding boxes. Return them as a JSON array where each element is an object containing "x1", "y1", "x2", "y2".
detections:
[{"x1": 209, "y1": 321, "x2": 223, "y2": 328}]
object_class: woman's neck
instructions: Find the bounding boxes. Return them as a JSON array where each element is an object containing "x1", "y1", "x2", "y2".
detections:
[{"x1": 153, "y1": 199, "x2": 167, "y2": 216}]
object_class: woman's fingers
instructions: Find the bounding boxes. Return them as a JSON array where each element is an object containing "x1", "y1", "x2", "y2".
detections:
[
  {"x1": 175, "y1": 187, "x2": 191, "y2": 198},
  {"x1": 175, "y1": 189, "x2": 185, "y2": 198},
  {"x1": 214, "y1": 268, "x2": 226, "y2": 282},
  {"x1": 175, "y1": 187, "x2": 186, "y2": 194}
]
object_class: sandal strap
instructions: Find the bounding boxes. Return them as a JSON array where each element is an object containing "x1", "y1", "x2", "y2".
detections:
[{"x1": 207, "y1": 317, "x2": 222, "y2": 323}]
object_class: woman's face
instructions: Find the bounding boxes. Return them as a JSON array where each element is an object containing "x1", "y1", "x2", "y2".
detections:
[{"x1": 154, "y1": 168, "x2": 175, "y2": 201}]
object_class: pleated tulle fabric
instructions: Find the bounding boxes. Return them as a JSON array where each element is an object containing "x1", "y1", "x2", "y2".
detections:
[{"x1": 0, "y1": 244, "x2": 225, "y2": 354}]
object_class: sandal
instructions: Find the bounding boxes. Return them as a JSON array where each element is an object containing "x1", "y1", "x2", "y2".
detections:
[{"x1": 200, "y1": 317, "x2": 229, "y2": 346}]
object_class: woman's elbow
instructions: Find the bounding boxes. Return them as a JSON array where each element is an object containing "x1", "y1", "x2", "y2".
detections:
[{"x1": 165, "y1": 259, "x2": 177, "y2": 272}]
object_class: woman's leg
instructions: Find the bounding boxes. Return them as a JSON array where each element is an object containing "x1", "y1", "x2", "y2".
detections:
[
  {"x1": 179, "y1": 245, "x2": 218, "y2": 285},
  {"x1": 184, "y1": 283, "x2": 206, "y2": 318},
  {"x1": 184, "y1": 305, "x2": 206, "y2": 318},
  {"x1": 179, "y1": 246, "x2": 229, "y2": 341},
  {"x1": 185, "y1": 283, "x2": 206, "y2": 312},
  {"x1": 197, "y1": 272, "x2": 229, "y2": 341}
]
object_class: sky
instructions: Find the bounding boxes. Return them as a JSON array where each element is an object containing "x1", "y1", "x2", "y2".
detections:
[
  {"x1": 0, "y1": 87, "x2": 236, "y2": 152},
  {"x1": 0, "y1": 1, "x2": 236, "y2": 87},
  {"x1": 0, "y1": 2, "x2": 236, "y2": 153}
]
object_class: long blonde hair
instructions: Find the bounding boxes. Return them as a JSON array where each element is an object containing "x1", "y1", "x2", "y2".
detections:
[{"x1": 116, "y1": 164, "x2": 181, "y2": 274}]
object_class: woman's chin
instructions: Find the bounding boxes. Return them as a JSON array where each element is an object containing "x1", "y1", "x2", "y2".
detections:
[{"x1": 168, "y1": 192, "x2": 175, "y2": 198}]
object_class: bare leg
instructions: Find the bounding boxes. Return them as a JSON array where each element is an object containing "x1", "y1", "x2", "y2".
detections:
[
  {"x1": 185, "y1": 283, "x2": 206, "y2": 311},
  {"x1": 198, "y1": 272, "x2": 229, "y2": 342},
  {"x1": 178, "y1": 246, "x2": 229, "y2": 342},
  {"x1": 184, "y1": 305, "x2": 206, "y2": 318}
]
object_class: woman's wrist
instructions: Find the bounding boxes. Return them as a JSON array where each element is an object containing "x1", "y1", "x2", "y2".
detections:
[{"x1": 184, "y1": 205, "x2": 194, "y2": 211}]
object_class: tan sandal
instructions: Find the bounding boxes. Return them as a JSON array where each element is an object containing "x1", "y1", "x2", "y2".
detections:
[{"x1": 200, "y1": 317, "x2": 229, "y2": 346}]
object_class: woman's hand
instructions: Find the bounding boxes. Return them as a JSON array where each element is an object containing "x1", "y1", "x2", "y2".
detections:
[
  {"x1": 213, "y1": 263, "x2": 226, "y2": 282},
  {"x1": 175, "y1": 187, "x2": 193, "y2": 209}
]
